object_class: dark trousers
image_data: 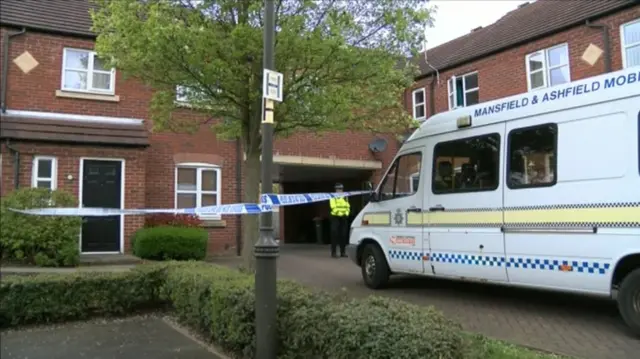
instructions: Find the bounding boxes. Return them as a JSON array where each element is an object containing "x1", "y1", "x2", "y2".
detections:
[{"x1": 330, "y1": 215, "x2": 349, "y2": 255}]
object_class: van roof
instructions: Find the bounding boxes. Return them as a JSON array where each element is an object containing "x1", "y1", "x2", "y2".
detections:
[{"x1": 407, "y1": 67, "x2": 640, "y2": 143}]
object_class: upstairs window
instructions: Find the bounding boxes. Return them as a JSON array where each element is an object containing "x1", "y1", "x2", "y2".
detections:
[
  {"x1": 525, "y1": 43, "x2": 570, "y2": 91},
  {"x1": 32, "y1": 156, "x2": 57, "y2": 190},
  {"x1": 412, "y1": 88, "x2": 426, "y2": 121},
  {"x1": 621, "y1": 18, "x2": 640, "y2": 69},
  {"x1": 61, "y1": 48, "x2": 115, "y2": 94},
  {"x1": 447, "y1": 72, "x2": 479, "y2": 110}
]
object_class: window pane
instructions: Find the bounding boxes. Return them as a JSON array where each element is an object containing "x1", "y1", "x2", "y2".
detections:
[
  {"x1": 395, "y1": 153, "x2": 422, "y2": 198},
  {"x1": 93, "y1": 56, "x2": 108, "y2": 71},
  {"x1": 464, "y1": 74, "x2": 478, "y2": 89},
  {"x1": 413, "y1": 90, "x2": 424, "y2": 104},
  {"x1": 528, "y1": 52, "x2": 544, "y2": 71},
  {"x1": 547, "y1": 45, "x2": 568, "y2": 67},
  {"x1": 378, "y1": 162, "x2": 398, "y2": 200},
  {"x1": 448, "y1": 94, "x2": 455, "y2": 109},
  {"x1": 201, "y1": 194, "x2": 217, "y2": 207},
  {"x1": 177, "y1": 193, "x2": 197, "y2": 208},
  {"x1": 177, "y1": 168, "x2": 197, "y2": 191},
  {"x1": 508, "y1": 124, "x2": 557, "y2": 188},
  {"x1": 63, "y1": 70, "x2": 88, "y2": 90},
  {"x1": 432, "y1": 134, "x2": 500, "y2": 194},
  {"x1": 201, "y1": 170, "x2": 217, "y2": 191},
  {"x1": 623, "y1": 21, "x2": 640, "y2": 46},
  {"x1": 625, "y1": 44, "x2": 640, "y2": 68},
  {"x1": 530, "y1": 71, "x2": 544, "y2": 89},
  {"x1": 378, "y1": 153, "x2": 422, "y2": 200},
  {"x1": 455, "y1": 78, "x2": 464, "y2": 107},
  {"x1": 65, "y1": 50, "x2": 89, "y2": 69},
  {"x1": 36, "y1": 180, "x2": 52, "y2": 189},
  {"x1": 414, "y1": 104, "x2": 425, "y2": 119},
  {"x1": 37, "y1": 159, "x2": 52, "y2": 178},
  {"x1": 465, "y1": 90, "x2": 479, "y2": 106},
  {"x1": 92, "y1": 73, "x2": 111, "y2": 90},
  {"x1": 549, "y1": 66, "x2": 570, "y2": 86}
]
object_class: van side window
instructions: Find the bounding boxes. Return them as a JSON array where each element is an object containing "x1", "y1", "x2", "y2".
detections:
[
  {"x1": 432, "y1": 133, "x2": 500, "y2": 194},
  {"x1": 507, "y1": 123, "x2": 557, "y2": 189},
  {"x1": 379, "y1": 152, "x2": 422, "y2": 201}
]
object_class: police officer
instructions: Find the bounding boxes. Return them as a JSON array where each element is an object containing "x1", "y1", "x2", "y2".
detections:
[{"x1": 329, "y1": 183, "x2": 350, "y2": 258}]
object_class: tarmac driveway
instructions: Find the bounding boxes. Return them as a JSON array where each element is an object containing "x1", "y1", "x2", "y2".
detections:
[
  {"x1": 0, "y1": 316, "x2": 225, "y2": 359},
  {"x1": 255, "y1": 244, "x2": 640, "y2": 359}
]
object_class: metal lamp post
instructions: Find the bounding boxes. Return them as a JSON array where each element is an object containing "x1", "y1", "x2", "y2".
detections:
[{"x1": 254, "y1": 0, "x2": 281, "y2": 358}]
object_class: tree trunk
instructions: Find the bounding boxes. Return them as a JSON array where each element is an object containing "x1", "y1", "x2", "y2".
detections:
[{"x1": 241, "y1": 147, "x2": 261, "y2": 272}]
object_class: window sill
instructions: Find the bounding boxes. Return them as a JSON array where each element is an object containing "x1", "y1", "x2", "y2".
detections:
[
  {"x1": 200, "y1": 219, "x2": 226, "y2": 228},
  {"x1": 56, "y1": 90, "x2": 120, "y2": 102}
]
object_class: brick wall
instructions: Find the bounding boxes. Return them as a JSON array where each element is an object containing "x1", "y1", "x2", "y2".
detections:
[
  {"x1": 406, "y1": 8, "x2": 640, "y2": 118},
  {"x1": 0, "y1": 142, "x2": 146, "y2": 251},
  {"x1": 0, "y1": 28, "x2": 398, "y2": 253}
]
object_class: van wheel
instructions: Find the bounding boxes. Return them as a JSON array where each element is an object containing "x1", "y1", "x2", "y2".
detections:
[
  {"x1": 618, "y1": 268, "x2": 640, "y2": 337},
  {"x1": 360, "y1": 244, "x2": 390, "y2": 289}
]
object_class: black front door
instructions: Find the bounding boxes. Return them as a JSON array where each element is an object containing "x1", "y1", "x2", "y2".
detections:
[{"x1": 81, "y1": 160, "x2": 122, "y2": 253}]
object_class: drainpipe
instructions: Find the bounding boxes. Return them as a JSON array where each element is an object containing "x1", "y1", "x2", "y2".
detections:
[
  {"x1": 1, "y1": 28, "x2": 26, "y2": 190},
  {"x1": 429, "y1": 75, "x2": 436, "y2": 118},
  {"x1": 4, "y1": 140, "x2": 20, "y2": 189},
  {"x1": 1, "y1": 28, "x2": 26, "y2": 113},
  {"x1": 585, "y1": 20, "x2": 612, "y2": 73},
  {"x1": 235, "y1": 138, "x2": 242, "y2": 256}
]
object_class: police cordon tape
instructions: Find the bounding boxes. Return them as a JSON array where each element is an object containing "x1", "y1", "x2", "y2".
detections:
[{"x1": 8, "y1": 190, "x2": 370, "y2": 217}]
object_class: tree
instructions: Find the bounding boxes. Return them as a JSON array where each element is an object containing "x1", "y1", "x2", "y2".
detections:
[{"x1": 91, "y1": 0, "x2": 431, "y2": 271}]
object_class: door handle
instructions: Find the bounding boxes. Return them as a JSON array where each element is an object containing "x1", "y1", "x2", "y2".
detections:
[
  {"x1": 429, "y1": 205, "x2": 445, "y2": 212},
  {"x1": 407, "y1": 207, "x2": 422, "y2": 213}
]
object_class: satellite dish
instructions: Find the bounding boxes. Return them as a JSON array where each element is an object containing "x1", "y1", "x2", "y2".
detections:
[{"x1": 368, "y1": 138, "x2": 388, "y2": 153}]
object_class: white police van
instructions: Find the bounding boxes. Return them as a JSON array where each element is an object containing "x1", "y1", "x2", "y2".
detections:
[{"x1": 346, "y1": 66, "x2": 640, "y2": 335}]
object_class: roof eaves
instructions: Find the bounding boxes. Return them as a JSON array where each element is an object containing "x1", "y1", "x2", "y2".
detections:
[
  {"x1": 0, "y1": 21, "x2": 96, "y2": 39},
  {"x1": 414, "y1": 2, "x2": 636, "y2": 81}
]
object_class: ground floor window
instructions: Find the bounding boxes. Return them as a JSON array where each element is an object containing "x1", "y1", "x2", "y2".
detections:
[
  {"x1": 32, "y1": 156, "x2": 57, "y2": 190},
  {"x1": 175, "y1": 163, "x2": 221, "y2": 219}
]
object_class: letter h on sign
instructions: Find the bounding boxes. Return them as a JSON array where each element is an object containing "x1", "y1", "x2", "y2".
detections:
[{"x1": 263, "y1": 69, "x2": 283, "y2": 102}]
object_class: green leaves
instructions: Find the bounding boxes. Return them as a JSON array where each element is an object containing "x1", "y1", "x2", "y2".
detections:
[
  {"x1": 0, "y1": 188, "x2": 82, "y2": 267},
  {"x1": 90, "y1": 0, "x2": 431, "y2": 141}
]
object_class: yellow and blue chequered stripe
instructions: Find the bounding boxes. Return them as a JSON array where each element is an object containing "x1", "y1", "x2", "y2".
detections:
[
  {"x1": 363, "y1": 201, "x2": 640, "y2": 228},
  {"x1": 387, "y1": 250, "x2": 611, "y2": 275}
]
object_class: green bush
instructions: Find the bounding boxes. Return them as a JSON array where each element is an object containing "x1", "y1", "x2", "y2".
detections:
[
  {"x1": 0, "y1": 263, "x2": 169, "y2": 327},
  {"x1": 0, "y1": 262, "x2": 466, "y2": 359},
  {"x1": 0, "y1": 188, "x2": 82, "y2": 267},
  {"x1": 132, "y1": 226, "x2": 207, "y2": 261}
]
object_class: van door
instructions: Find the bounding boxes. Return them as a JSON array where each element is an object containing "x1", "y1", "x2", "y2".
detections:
[
  {"x1": 426, "y1": 124, "x2": 508, "y2": 282},
  {"x1": 369, "y1": 147, "x2": 427, "y2": 275}
]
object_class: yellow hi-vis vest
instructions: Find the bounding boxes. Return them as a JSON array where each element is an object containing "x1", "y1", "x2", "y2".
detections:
[{"x1": 330, "y1": 197, "x2": 350, "y2": 217}]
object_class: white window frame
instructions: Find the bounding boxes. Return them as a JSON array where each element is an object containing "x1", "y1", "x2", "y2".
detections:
[
  {"x1": 621, "y1": 18, "x2": 640, "y2": 69},
  {"x1": 525, "y1": 43, "x2": 570, "y2": 91},
  {"x1": 61, "y1": 47, "x2": 116, "y2": 95},
  {"x1": 447, "y1": 71, "x2": 479, "y2": 110},
  {"x1": 411, "y1": 88, "x2": 426, "y2": 121},
  {"x1": 32, "y1": 156, "x2": 57, "y2": 190},
  {"x1": 174, "y1": 162, "x2": 222, "y2": 220}
]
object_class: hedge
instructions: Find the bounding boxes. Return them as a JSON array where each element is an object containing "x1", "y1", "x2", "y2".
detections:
[
  {"x1": 0, "y1": 188, "x2": 82, "y2": 267},
  {"x1": 132, "y1": 226, "x2": 208, "y2": 261},
  {"x1": 0, "y1": 262, "x2": 466, "y2": 359}
]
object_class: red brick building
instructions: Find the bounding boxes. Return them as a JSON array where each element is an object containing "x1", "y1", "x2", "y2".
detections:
[{"x1": 1, "y1": 0, "x2": 638, "y2": 256}]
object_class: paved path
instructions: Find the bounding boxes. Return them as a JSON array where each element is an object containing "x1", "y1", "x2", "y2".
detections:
[
  {"x1": 263, "y1": 245, "x2": 638, "y2": 359},
  {"x1": 0, "y1": 316, "x2": 227, "y2": 359}
]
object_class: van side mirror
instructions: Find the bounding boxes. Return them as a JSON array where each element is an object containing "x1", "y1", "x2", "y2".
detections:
[
  {"x1": 369, "y1": 192, "x2": 380, "y2": 202},
  {"x1": 364, "y1": 181, "x2": 373, "y2": 191}
]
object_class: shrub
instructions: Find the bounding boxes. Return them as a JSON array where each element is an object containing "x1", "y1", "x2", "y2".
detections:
[
  {"x1": 0, "y1": 263, "x2": 169, "y2": 327},
  {"x1": 132, "y1": 226, "x2": 208, "y2": 261},
  {"x1": 1, "y1": 262, "x2": 467, "y2": 359},
  {"x1": 0, "y1": 188, "x2": 82, "y2": 267},
  {"x1": 144, "y1": 213, "x2": 202, "y2": 228}
]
